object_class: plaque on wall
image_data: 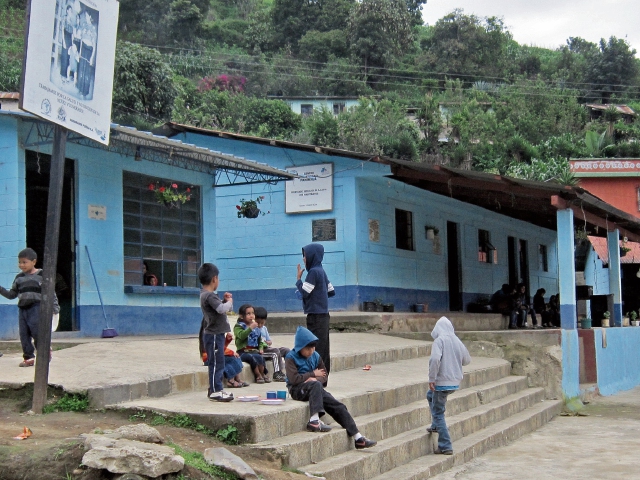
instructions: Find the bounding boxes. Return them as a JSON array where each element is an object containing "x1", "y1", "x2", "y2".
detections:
[
  {"x1": 369, "y1": 219, "x2": 380, "y2": 242},
  {"x1": 312, "y1": 219, "x2": 336, "y2": 241}
]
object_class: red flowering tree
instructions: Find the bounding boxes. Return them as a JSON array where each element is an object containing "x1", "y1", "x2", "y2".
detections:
[{"x1": 198, "y1": 74, "x2": 246, "y2": 93}]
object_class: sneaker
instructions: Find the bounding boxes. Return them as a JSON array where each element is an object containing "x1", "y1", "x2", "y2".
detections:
[
  {"x1": 434, "y1": 448, "x2": 453, "y2": 455},
  {"x1": 19, "y1": 358, "x2": 35, "y2": 367},
  {"x1": 354, "y1": 437, "x2": 377, "y2": 449},
  {"x1": 264, "y1": 376, "x2": 272, "y2": 383},
  {"x1": 273, "y1": 372, "x2": 287, "y2": 382},
  {"x1": 307, "y1": 420, "x2": 332, "y2": 433},
  {"x1": 426, "y1": 426, "x2": 438, "y2": 433},
  {"x1": 209, "y1": 391, "x2": 234, "y2": 402}
]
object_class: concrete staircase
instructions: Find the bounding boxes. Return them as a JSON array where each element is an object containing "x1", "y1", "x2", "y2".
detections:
[{"x1": 114, "y1": 333, "x2": 561, "y2": 479}]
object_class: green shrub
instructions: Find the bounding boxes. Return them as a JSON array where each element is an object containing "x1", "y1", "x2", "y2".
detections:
[{"x1": 43, "y1": 393, "x2": 89, "y2": 414}]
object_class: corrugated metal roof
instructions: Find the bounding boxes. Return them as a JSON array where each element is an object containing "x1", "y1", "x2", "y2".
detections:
[
  {"x1": 0, "y1": 92, "x2": 19, "y2": 100},
  {"x1": 588, "y1": 235, "x2": 640, "y2": 264},
  {"x1": 586, "y1": 104, "x2": 636, "y2": 115}
]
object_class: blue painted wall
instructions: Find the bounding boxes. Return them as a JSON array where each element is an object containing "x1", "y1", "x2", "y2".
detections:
[
  {"x1": 0, "y1": 117, "x2": 215, "y2": 338},
  {"x1": 181, "y1": 131, "x2": 558, "y2": 313},
  {"x1": 594, "y1": 327, "x2": 640, "y2": 395},
  {"x1": 583, "y1": 246, "x2": 610, "y2": 296},
  {"x1": 284, "y1": 99, "x2": 360, "y2": 115}
]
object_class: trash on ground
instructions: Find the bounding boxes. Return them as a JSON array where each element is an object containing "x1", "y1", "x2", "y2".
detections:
[
  {"x1": 13, "y1": 426, "x2": 32, "y2": 440},
  {"x1": 362, "y1": 365, "x2": 372, "y2": 371}
]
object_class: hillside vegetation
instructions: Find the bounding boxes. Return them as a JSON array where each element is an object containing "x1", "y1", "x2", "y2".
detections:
[{"x1": 2, "y1": 0, "x2": 640, "y2": 181}]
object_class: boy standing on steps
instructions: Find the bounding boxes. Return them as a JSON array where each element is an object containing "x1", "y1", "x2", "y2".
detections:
[
  {"x1": 285, "y1": 326, "x2": 377, "y2": 449},
  {"x1": 198, "y1": 263, "x2": 234, "y2": 402},
  {"x1": 0, "y1": 248, "x2": 59, "y2": 367},
  {"x1": 427, "y1": 316, "x2": 471, "y2": 455}
]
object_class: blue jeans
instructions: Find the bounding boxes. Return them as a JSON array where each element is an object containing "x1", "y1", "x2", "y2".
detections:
[
  {"x1": 203, "y1": 333, "x2": 226, "y2": 395},
  {"x1": 427, "y1": 389, "x2": 453, "y2": 451}
]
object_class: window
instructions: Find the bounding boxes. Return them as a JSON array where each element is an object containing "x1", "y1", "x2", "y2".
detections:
[
  {"x1": 538, "y1": 244, "x2": 548, "y2": 272},
  {"x1": 333, "y1": 102, "x2": 346, "y2": 115},
  {"x1": 123, "y1": 171, "x2": 201, "y2": 288},
  {"x1": 300, "y1": 104, "x2": 314, "y2": 116},
  {"x1": 478, "y1": 229, "x2": 495, "y2": 263},
  {"x1": 395, "y1": 208, "x2": 414, "y2": 251}
]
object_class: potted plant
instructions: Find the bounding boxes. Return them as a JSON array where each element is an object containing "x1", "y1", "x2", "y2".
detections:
[
  {"x1": 623, "y1": 312, "x2": 630, "y2": 327},
  {"x1": 148, "y1": 182, "x2": 192, "y2": 208},
  {"x1": 602, "y1": 311, "x2": 610, "y2": 328},
  {"x1": 580, "y1": 317, "x2": 592, "y2": 329},
  {"x1": 631, "y1": 310, "x2": 639, "y2": 326},
  {"x1": 425, "y1": 225, "x2": 439, "y2": 240},
  {"x1": 236, "y1": 196, "x2": 266, "y2": 218},
  {"x1": 620, "y1": 246, "x2": 631, "y2": 257}
]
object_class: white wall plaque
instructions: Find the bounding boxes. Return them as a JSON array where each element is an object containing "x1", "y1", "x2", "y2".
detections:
[{"x1": 285, "y1": 163, "x2": 333, "y2": 213}]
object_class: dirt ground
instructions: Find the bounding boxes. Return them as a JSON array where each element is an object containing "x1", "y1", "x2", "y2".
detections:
[{"x1": 0, "y1": 385, "x2": 302, "y2": 480}]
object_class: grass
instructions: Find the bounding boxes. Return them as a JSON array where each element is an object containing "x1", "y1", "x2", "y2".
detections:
[
  {"x1": 170, "y1": 443, "x2": 239, "y2": 480},
  {"x1": 43, "y1": 393, "x2": 89, "y2": 414},
  {"x1": 129, "y1": 411, "x2": 238, "y2": 444}
]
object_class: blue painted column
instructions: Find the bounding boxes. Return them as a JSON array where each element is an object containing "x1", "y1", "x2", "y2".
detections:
[
  {"x1": 607, "y1": 229, "x2": 623, "y2": 327},
  {"x1": 557, "y1": 209, "x2": 580, "y2": 399}
]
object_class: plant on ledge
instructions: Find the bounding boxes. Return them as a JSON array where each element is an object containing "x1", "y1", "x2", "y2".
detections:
[
  {"x1": 237, "y1": 196, "x2": 266, "y2": 218},
  {"x1": 149, "y1": 182, "x2": 192, "y2": 207}
]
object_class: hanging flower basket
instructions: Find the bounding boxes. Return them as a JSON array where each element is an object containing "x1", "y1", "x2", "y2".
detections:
[
  {"x1": 237, "y1": 196, "x2": 266, "y2": 218},
  {"x1": 148, "y1": 182, "x2": 193, "y2": 207}
]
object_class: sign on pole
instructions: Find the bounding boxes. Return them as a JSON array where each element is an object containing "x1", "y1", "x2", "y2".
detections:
[{"x1": 20, "y1": 0, "x2": 119, "y2": 145}]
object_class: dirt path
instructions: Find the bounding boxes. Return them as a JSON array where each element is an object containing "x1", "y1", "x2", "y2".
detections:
[{"x1": 0, "y1": 386, "x2": 301, "y2": 480}]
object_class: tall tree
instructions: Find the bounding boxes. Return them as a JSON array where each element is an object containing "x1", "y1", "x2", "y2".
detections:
[{"x1": 585, "y1": 36, "x2": 639, "y2": 102}]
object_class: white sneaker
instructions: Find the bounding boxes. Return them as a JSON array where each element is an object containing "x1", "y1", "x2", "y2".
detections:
[{"x1": 209, "y1": 391, "x2": 234, "y2": 402}]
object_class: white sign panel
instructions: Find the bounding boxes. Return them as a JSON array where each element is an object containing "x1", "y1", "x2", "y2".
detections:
[
  {"x1": 285, "y1": 163, "x2": 333, "y2": 213},
  {"x1": 88, "y1": 204, "x2": 106, "y2": 220},
  {"x1": 21, "y1": 0, "x2": 119, "y2": 145}
]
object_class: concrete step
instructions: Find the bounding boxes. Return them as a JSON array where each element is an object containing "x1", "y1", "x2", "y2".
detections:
[
  {"x1": 368, "y1": 398, "x2": 563, "y2": 480},
  {"x1": 250, "y1": 375, "x2": 529, "y2": 468},
  {"x1": 297, "y1": 387, "x2": 548, "y2": 480},
  {"x1": 114, "y1": 356, "x2": 512, "y2": 444}
]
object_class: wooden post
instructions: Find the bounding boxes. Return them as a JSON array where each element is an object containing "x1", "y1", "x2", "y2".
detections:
[{"x1": 31, "y1": 124, "x2": 67, "y2": 413}]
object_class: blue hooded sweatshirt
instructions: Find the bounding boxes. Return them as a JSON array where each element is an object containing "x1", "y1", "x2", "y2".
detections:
[
  {"x1": 284, "y1": 326, "x2": 324, "y2": 386},
  {"x1": 296, "y1": 243, "x2": 335, "y2": 314}
]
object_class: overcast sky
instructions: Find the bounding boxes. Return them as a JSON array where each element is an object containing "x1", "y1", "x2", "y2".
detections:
[{"x1": 422, "y1": 0, "x2": 640, "y2": 54}]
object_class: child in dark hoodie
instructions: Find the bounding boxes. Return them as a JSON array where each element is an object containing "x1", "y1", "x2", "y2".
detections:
[
  {"x1": 285, "y1": 326, "x2": 377, "y2": 449},
  {"x1": 296, "y1": 243, "x2": 335, "y2": 382},
  {"x1": 427, "y1": 316, "x2": 471, "y2": 455}
]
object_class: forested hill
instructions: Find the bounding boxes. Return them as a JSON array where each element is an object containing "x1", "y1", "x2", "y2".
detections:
[{"x1": 1, "y1": 0, "x2": 640, "y2": 182}]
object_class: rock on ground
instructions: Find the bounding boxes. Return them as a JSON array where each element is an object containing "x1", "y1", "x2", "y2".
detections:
[{"x1": 204, "y1": 447, "x2": 259, "y2": 480}]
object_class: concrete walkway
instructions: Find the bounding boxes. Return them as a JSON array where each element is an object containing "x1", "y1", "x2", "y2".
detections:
[{"x1": 433, "y1": 386, "x2": 640, "y2": 480}]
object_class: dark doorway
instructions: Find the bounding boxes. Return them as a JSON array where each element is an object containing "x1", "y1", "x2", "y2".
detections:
[
  {"x1": 447, "y1": 221, "x2": 463, "y2": 311},
  {"x1": 519, "y1": 239, "x2": 530, "y2": 293},
  {"x1": 25, "y1": 151, "x2": 76, "y2": 331},
  {"x1": 508, "y1": 236, "x2": 518, "y2": 287}
]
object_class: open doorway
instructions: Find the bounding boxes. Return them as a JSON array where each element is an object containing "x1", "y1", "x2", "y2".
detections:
[
  {"x1": 25, "y1": 150, "x2": 76, "y2": 331},
  {"x1": 447, "y1": 221, "x2": 463, "y2": 311}
]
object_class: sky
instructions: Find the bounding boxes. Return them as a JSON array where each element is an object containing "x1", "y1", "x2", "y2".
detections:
[{"x1": 422, "y1": 0, "x2": 640, "y2": 54}]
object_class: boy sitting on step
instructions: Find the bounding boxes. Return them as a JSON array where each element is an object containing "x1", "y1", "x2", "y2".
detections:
[
  {"x1": 285, "y1": 326, "x2": 377, "y2": 449},
  {"x1": 254, "y1": 306, "x2": 290, "y2": 382},
  {"x1": 426, "y1": 316, "x2": 471, "y2": 455}
]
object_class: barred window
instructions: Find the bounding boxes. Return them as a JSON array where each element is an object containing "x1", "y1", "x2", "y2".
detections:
[
  {"x1": 478, "y1": 229, "x2": 495, "y2": 263},
  {"x1": 123, "y1": 171, "x2": 201, "y2": 288},
  {"x1": 395, "y1": 208, "x2": 414, "y2": 251}
]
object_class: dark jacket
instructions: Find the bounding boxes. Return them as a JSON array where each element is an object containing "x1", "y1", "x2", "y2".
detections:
[
  {"x1": 285, "y1": 326, "x2": 327, "y2": 386},
  {"x1": 296, "y1": 243, "x2": 335, "y2": 314}
]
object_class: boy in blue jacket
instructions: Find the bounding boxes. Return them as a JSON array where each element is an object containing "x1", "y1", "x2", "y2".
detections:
[
  {"x1": 427, "y1": 316, "x2": 471, "y2": 455},
  {"x1": 296, "y1": 243, "x2": 334, "y2": 382},
  {"x1": 285, "y1": 326, "x2": 376, "y2": 449}
]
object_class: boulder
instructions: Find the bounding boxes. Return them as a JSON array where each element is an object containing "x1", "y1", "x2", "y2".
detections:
[
  {"x1": 204, "y1": 447, "x2": 258, "y2": 480},
  {"x1": 82, "y1": 438, "x2": 184, "y2": 477},
  {"x1": 112, "y1": 424, "x2": 164, "y2": 443}
]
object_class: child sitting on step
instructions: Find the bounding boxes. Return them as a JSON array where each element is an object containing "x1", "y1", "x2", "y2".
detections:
[
  {"x1": 285, "y1": 326, "x2": 377, "y2": 449},
  {"x1": 426, "y1": 316, "x2": 471, "y2": 455},
  {"x1": 254, "y1": 306, "x2": 290, "y2": 382},
  {"x1": 234, "y1": 304, "x2": 270, "y2": 383}
]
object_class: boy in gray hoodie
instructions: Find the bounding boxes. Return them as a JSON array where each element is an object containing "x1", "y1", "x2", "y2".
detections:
[{"x1": 427, "y1": 316, "x2": 471, "y2": 455}]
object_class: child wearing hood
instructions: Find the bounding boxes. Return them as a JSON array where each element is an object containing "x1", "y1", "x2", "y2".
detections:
[
  {"x1": 427, "y1": 316, "x2": 471, "y2": 455},
  {"x1": 285, "y1": 326, "x2": 377, "y2": 449},
  {"x1": 296, "y1": 243, "x2": 335, "y2": 383}
]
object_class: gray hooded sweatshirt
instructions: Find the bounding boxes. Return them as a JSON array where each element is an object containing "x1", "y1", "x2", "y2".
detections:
[{"x1": 428, "y1": 316, "x2": 471, "y2": 388}]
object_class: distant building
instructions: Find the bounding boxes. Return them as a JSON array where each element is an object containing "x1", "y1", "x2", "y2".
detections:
[
  {"x1": 268, "y1": 96, "x2": 364, "y2": 116},
  {"x1": 585, "y1": 104, "x2": 636, "y2": 123},
  {"x1": 0, "y1": 92, "x2": 20, "y2": 111}
]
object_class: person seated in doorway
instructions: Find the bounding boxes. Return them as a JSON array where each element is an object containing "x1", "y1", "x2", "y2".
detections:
[
  {"x1": 513, "y1": 283, "x2": 533, "y2": 329},
  {"x1": 490, "y1": 284, "x2": 515, "y2": 320},
  {"x1": 532, "y1": 288, "x2": 547, "y2": 328},
  {"x1": 143, "y1": 261, "x2": 158, "y2": 286}
]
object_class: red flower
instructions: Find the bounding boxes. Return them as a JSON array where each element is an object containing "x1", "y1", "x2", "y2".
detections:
[
  {"x1": 236, "y1": 205, "x2": 241, "y2": 210},
  {"x1": 171, "y1": 183, "x2": 178, "y2": 188},
  {"x1": 148, "y1": 184, "x2": 155, "y2": 191},
  {"x1": 159, "y1": 187, "x2": 166, "y2": 192},
  {"x1": 260, "y1": 196, "x2": 265, "y2": 200},
  {"x1": 186, "y1": 187, "x2": 191, "y2": 193}
]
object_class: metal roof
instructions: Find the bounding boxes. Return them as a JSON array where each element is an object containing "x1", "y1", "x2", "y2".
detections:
[
  {"x1": 588, "y1": 236, "x2": 640, "y2": 265},
  {"x1": 0, "y1": 92, "x2": 20, "y2": 100},
  {"x1": 586, "y1": 104, "x2": 636, "y2": 116},
  {"x1": 1, "y1": 111, "x2": 296, "y2": 186}
]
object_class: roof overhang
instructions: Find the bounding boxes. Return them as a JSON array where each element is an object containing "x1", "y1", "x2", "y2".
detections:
[
  {"x1": 380, "y1": 158, "x2": 640, "y2": 243},
  {"x1": 4, "y1": 111, "x2": 297, "y2": 186}
]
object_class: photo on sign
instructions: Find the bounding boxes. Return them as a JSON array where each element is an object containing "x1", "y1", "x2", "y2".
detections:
[{"x1": 50, "y1": 1, "x2": 100, "y2": 101}]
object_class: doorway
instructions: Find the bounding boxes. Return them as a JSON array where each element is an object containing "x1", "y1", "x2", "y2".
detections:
[
  {"x1": 508, "y1": 237, "x2": 530, "y2": 292},
  {"x1": 447, "y1": 221, "x2": 463, "y2": 311},
  {"x1": 25, "y1": 151, "x2": 76, "y2": 331}
]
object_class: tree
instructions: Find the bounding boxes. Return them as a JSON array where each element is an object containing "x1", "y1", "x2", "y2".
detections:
[
  {"x1": 347, "y1": 0, "x2": 414, "y2": 79},
  {"x1": 585, "y1": 37, "x2": 639, "y2": 102},
  {"x1": 112, "y1": 42, "x2": 177, "y2": 124},
  {"x1": 298, "y1": 30, "x2": 349, "y2": 64}
]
